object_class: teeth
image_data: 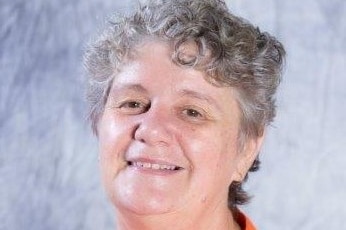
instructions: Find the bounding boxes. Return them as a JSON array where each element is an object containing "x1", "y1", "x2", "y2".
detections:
[{"x1": 131, "y1": 161, "x2": 179, "y2": 171}]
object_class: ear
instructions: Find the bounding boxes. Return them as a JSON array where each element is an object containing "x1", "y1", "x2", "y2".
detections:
[{"x1": 232, "y1": 131, "x2": 266, "y2": 182}]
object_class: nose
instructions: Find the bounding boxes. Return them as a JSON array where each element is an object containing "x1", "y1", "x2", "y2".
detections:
[{"x1": 134, "y1": 106, "x2": 173, "y2": 146}]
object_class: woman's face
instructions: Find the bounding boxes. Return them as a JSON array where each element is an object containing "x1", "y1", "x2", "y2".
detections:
[{"x1": 98, "y1": 41, "x2": 260, "y2": 216}]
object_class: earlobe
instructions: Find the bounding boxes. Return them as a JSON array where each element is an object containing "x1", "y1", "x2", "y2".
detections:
[{"x1": 233, "y1": 132, "x2": 265, "y2": 182}]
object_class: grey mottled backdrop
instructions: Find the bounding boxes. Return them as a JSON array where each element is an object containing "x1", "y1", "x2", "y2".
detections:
[{"x1": 1, "y1": 0, "x2": 345, "y2": 229}]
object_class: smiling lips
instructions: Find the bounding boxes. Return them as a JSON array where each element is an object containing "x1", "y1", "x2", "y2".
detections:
[{"x1": 128, "y1": 161, "x2": 183, "y2": 171}]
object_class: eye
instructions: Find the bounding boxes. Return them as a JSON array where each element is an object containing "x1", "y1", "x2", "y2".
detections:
[
  {"x1": 180, "y1": 106, "x2": 210, "y2": 123},
  {"x1": 183, "y1": 108, "x2": 202, "y2": 118},
  {"x1": 117, "y1": 100, "x2": 149, "y2": 114},
  {"x1": 122, "y1": 101, "x2": 142, "y2": 108}
]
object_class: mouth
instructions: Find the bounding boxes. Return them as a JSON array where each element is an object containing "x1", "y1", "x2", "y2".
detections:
[{"x1": 127, "y1": 161, "x2": 183, "y2": 171}]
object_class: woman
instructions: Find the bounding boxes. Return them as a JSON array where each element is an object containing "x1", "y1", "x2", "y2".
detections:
[{"x1": 84, "y1": 0, "x2": 285, "y2": 229}]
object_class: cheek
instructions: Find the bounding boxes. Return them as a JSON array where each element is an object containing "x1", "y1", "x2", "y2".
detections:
[
  {"x1": 186, "y1": 127, "x2": 240, "y2": 181},
  {"x1": 98, "y1": 122, "x2": 120, "y2": 156},
  {"x1": 98, "y1": 113, "x2": 131, "y2": 155},
  {"x1": 97, "y1": 114, "x2": 132, "y2": 180}
]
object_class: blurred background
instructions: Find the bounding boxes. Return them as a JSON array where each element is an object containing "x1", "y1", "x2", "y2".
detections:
[{"x1": 1, "y1": 0, "x2": 345, "y2": 229}]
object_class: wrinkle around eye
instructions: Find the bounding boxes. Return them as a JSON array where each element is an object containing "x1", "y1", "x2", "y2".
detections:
[
  {"x1": 179, "y1": 106, "x2": 214, "y2": 123},
  {"x1": 115, "y1": 100, "x2": 150, "y2": 115}
]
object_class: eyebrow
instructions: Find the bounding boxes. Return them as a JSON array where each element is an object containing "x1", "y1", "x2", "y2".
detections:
[
  {"x1": 178, "y1": 89, "x2": 221, "y2": 111},
  {"x1": 109, "y1": 84, "x2": 222, "y2": 111},
  {"x1": 110, "y1": 83, "x2": 148, "y2": 95}
]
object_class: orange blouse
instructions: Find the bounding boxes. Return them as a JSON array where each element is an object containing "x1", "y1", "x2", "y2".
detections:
[{"x1": 235, "y1": 211, "x2": 256, "y2": 230}]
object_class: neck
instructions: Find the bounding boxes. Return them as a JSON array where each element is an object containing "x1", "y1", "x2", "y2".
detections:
[{"x1": 114, "y1": 205, "x2": 240, "y2": 230}]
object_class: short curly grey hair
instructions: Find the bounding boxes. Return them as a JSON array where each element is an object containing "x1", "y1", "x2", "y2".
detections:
[{"x1": 83, "y1": 0, "x2": 285, "y2": 212}]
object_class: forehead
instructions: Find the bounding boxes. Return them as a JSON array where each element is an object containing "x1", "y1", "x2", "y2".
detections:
[
  {"x1": 115, "y1": 41, "x2": 211, "y2": 88},
  {"x1": 113, "y1": 41, "x2": 228, "y2": 94}
]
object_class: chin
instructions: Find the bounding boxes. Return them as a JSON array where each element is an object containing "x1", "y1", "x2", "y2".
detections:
[
  {"x1": 112, "y1": 193, "x2": 177, "y2": 216},
  {"x1": 107, "y1": 168, "x2": 187, "y2": 216},
  {"x1": 108, "y1": 182, "x2": 178, "y2": 216}
]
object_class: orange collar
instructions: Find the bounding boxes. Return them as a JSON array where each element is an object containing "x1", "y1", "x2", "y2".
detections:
[{"x1": 235, "y1": 211, "x2": 256, "y2": 230}]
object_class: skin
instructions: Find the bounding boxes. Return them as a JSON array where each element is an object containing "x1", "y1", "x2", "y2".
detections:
[{"x1": 97, "y1": 41, "x2": 264, "y2": 230}]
